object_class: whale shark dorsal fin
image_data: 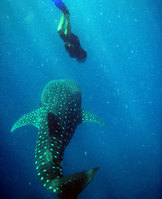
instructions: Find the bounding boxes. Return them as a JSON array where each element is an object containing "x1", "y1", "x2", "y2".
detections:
[
  {"x1": 81, "y1": 109, "x2": 105, "y2": 126},
  {"x1": 11, "y1": 108, "x2": 42, "y2": 132},
  {"x1": 47, "y1": 112, "x2": 62, "y2": 137}
]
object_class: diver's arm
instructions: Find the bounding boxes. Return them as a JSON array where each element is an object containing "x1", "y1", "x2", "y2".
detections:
[
  {"x1": 57, "y1": 14, "x2": 65, "y2": 34},
  {"x1": 65, "y1": 15, "x2": 71, "y2": 35}
]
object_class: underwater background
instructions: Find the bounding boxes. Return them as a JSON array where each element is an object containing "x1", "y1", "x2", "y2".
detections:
[{"x1": 0, "y1": 0, "x2": 161, "y2": 199}]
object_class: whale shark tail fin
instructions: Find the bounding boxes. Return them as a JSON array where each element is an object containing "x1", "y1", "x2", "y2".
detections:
[
  {"x1": 53, "y1": 168, "x2": 99, "y2": 199},
  {"x1": 11, "y1": 108, "x2": 42, "y2": 132}
]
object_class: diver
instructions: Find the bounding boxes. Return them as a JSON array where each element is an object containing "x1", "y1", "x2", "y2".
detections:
[{"x1": 52, "y1": 0, "x2": 87, "y2": 63}]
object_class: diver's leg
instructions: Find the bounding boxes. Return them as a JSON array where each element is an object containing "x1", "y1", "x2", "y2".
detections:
[
  {"x1": 57, "y1": 14, "x2": 65, "y2": 34},
  {"x1": 65, "y1": 15, "x2": 71, "y2": 35}
]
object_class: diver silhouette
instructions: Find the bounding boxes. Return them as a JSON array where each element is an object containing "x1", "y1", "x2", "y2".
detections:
[{"x1": 52, "y1": 0, "x2": 87, "y2": 63}]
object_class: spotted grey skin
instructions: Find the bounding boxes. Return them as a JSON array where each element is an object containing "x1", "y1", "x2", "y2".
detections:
[{"x1": 11, "y1": 79, "x2": 104, "y2": 199}]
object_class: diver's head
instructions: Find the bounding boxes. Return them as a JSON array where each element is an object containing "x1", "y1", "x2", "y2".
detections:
[{"x1": 77, "y1": 48, "x2": 87, "y2": 63}]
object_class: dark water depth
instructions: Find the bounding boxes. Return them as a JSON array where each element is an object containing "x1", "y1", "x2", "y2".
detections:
[{"x1": 0, "y1": 1, "x2": 161, "y2": 199}]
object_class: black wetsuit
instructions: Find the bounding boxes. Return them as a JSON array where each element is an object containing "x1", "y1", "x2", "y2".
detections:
[
  {"x1": 53, "y1": 0, "x2": 86, "y2": 62},
  {"x1": 59, "y1": 33, "x2": 83, "y2": 59}
]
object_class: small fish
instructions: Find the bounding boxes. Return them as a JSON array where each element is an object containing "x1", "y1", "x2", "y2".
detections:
[{"x1": 11, "y1": 79, "x2": 105, "y2": 199}]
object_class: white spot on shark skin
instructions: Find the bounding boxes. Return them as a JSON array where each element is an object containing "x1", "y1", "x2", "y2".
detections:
[{"x1": 44, "y1": 149, "x2": 53, "y2": 162}]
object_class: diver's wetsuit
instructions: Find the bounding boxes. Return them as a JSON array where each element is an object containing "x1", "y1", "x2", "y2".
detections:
[
  {"x1": 53, "y1": 0, "x2": 87, "y2": 62},
  {"x1": 52, "y1": 0, "x2": 69, "y2": 15},
  {"x1": 59, "y1": 33, "x2": 83, "y2": 58}
]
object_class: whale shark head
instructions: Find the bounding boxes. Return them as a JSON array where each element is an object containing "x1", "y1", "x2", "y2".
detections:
[
  {"x1": 11, "y1": 79, "x2": 105, "y2": 199},
  {"x1": 40, "y1": 80, "x2": 81, "y2": 112}
]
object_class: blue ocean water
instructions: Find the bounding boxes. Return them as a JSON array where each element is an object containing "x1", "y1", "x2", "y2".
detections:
[{"x1": 0, "y1": 0, "x2": 161, "y2": 199}]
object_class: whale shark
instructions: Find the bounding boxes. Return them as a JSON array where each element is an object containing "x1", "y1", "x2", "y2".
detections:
[{"x1": 11, "y1": 79, "x2": 105, "y2": 199}]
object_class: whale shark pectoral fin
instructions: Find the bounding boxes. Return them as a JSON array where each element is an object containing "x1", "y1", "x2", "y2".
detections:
[
  {"x1": 11, "y1": 108, "x2": 42, "y2": 132},
  {"x1": 81, "y1": 109, "x2": 105, "y2": 126}
]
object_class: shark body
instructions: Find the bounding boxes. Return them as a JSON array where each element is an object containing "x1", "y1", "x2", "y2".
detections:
[{"x1": 11, "y1": 79, "x2": 104, "y2": 199}]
